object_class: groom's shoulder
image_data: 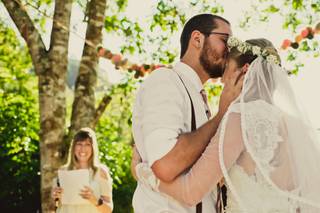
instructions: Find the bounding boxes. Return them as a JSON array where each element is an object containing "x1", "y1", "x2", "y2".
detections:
[
  {"x1": 146, "y1": 67, "x2": 175, "y2": 80},
  {"x1": 142, "y1": 67, "x2": 178, "y2": 87}
]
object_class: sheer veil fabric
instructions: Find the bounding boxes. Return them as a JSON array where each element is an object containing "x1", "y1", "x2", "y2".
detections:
[{"x1": 219, "y1": 57, "x2": 320, "y2": 212}]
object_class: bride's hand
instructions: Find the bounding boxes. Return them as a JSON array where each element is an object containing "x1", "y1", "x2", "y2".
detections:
[
  {"x1": 131, "y1": 144, "x2": 142, "y2": 180},
  {"x1": 135, "y1": 162, "x2": 160, "y2": 192},
  {"x1": 218, "y1": 70, "x2": 244, "y2": 116}
]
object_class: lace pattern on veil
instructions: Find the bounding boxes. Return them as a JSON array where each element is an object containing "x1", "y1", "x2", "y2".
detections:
[{"x1": 219, "y1": 57, "x2": 320, "y2": 212}]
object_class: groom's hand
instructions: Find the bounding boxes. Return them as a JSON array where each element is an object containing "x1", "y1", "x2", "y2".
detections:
[
  {"x1": 151, "y1": 71, "x2": 244, "y2": 183},
  {"x1": 218, "y1": 70, "x2": 244, "y2": 117}
]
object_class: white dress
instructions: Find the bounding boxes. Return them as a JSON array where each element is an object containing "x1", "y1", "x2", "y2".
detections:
[
  {"x1": 221, "y1": 101, "x2": 299, "y2": 213},
  {"x1": 54, "y1": 167, "x2": 113, "y2": 213},
  {"x1": 136, "y1": 101, "x2": 300, "y2": 213},
  {"x1": 224, "y1": 165, "x2": 298, "y2": 213}
]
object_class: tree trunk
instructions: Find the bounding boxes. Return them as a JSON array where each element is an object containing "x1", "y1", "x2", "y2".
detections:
[
  {"x1": 3, "y1": 0, "x2": 72, "y2": 211},
  {"x1": 2, "y1": 0, "x2": 111, "y2": 211},
  {"x1": 38, "y1": 0, "x2": 72, "y2": 212},
  {"x1": 69, "y1": 0, "x2": 107, "y2": 137}
]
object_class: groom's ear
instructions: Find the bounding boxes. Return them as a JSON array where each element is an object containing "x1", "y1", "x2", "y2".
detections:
[{"x1": 190, "y1": 30, "x2": 204, "y2": 49}]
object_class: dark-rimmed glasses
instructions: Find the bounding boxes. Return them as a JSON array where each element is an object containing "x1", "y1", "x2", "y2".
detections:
[
  {"x1": 201, "y1": 31, "x2": 230, "y2": 48},
  {"x1": 204, "y1": 32, "x2": 230, "y2": 37}
]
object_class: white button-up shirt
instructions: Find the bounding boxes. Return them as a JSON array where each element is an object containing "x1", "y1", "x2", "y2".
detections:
[{"x1": 132, "y1": 62, "x2": 216, "y2": 213}]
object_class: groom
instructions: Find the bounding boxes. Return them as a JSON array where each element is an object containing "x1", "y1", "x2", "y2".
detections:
[{"x1": 132, "y1": 14, "x2": 243, "y2": 213}]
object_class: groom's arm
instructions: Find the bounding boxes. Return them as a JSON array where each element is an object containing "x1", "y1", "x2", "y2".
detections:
[
  {"x1": 152, "y1": 72, "x2": 244, "y2": 182},
  {"x1": 151, "y1": 113, "x2": 223, "y2": 182}
]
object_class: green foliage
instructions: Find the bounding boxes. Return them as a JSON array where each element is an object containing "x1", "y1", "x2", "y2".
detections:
[
  {"x1": 150, "y1": 0, "x2": 186, "y2": 33},
  {"x1": 290, "y1": 62, "x2": 304, "y2": 75},
  {"x1": 205, "y1": 83, "x2": 223, "y2": 111},
  {"x1": 98, "y1": 140, "x2": 135, "y2": 213},
  {"x1": 24, "y1": 0, "x2": 54, "y2": 32},
  {"x1": 189, "y1": 0, "x2": 224, "y2": 14},
  {"x1": 104, "y1": 0, "x2": 145, "y2": 55},
  {"x1": 103, "y1": 0, "x2": 224, "y2": 64},
  {"x1": 291, "y1": 0, "x2": 303, "y2": 10},
  {"x1": 283, "y1": 36, "x2": 319, "y2": 74},
  {"x1": 240, "y1": 0, "x2": 320, "y2": 32},
  {"x1": 104, "y1": 15, "x2": 144, "y2": 54},
  {"x1": 263, "y1": 4, "x2": 280, "y2": 13},
  {"x1": 147, "y1": 0, "x2": 224, "y2": 64},
  {"x1": 96, "y1": 75, "x2": 139, "y2": 213},
  {"x1": 282, "y1": 12, "x2": 302, "y2": 31},
  {"x1": 286, "y1": 51, "x2": 298, "y2": 62},
  {"x1": 311, "y1": 1, "x2": 320, "y2": 12},
  {"x1": 239, "y1": 0, "x2": 320, "y2": 74},
  {"x1": 0, "y1": 22, "x2": 40, "y2": 212}
]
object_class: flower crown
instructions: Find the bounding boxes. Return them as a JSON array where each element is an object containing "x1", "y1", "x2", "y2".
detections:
[{"x1": 227, "y1": 37, "x2": 280, "y2": 65}]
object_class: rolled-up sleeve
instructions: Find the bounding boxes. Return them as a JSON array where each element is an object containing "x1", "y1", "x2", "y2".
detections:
[{"x1": 139, "y1": 69, "x2": 186, "y2": 166}]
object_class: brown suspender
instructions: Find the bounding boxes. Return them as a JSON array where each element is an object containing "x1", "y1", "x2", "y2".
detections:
[
  {"x1": 196, "y1": 202, "x2": 202, "y2": 213},
  {"x1": 176, "y1": 73, "x2": 202, "y2": 213}
]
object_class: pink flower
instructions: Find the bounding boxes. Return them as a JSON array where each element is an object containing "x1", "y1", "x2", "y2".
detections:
[
  {"x1": 281, "y1": 39, "x2": 291, "y2": 49},
  {"x1": 98, "y1": 48, "x2": 105, "y2": 57},
  {"x1": 111, "y1": 54, "x2": 122, "y2": 63},
  {"x1": 154, "y1": 65, "x2": 163, "y2": 69},
  {"x1": 301, "y1": 29, "x2": 309, "y2": 38}
]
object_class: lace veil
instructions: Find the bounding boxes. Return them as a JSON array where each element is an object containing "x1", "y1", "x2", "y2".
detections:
[{"x1": 219, "y1": 57, "x2": 320, "y2": 212}]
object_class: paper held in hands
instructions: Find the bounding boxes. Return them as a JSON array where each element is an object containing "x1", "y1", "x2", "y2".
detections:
[{"x1": 58, "y1": 169, "x2": 90, "y2": 205}]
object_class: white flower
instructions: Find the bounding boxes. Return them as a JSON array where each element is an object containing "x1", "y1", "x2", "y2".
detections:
[
  {"x1": 227, "y1": 36, "x2": 281, "y2": 66},
  {"x1": 261, "y1": 49, "x2": 269, "y2": 57},
  {"x1": 227, "y1": 37, "x2": 241, "y2": 49},
  {"x1": 237, "y1": 42, "x2": 249, "y2": 53},
  {"x1": 266, "y1": 55, "x2": 279, "y2": 65},
  {"x1": 252, "y1": 46, "x2": 261, "y2": 55}
]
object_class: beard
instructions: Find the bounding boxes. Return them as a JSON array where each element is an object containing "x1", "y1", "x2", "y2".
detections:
[{"x1": 199, "y1": 40, "x2": 227, "y2": 78}]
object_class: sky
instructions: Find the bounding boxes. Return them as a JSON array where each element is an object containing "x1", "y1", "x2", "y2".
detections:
[{"x1": 1, "y1": 0, "x2": 319, "y2": 130}]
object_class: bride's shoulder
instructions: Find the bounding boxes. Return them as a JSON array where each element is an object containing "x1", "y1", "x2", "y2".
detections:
[
  {"x1": 228, "y1": 100, "x2": 272, "y2": 113},
  {"x1": 228, "y1": 100, "x2": 282, "y2": 117},
  {"x1": 243, "y1": 100, "x2": 282, "y2": 120}
]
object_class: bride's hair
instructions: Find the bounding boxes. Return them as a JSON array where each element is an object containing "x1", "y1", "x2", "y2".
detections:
[
  {"x1": 229, "y1": 38, "x2": 281, "y2": 68},
  {"x1": 228, "y1": 38, "x2": 282, "y2": 103}
]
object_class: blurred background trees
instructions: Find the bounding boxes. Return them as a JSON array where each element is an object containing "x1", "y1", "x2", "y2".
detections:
[{"x1": 0, "y1": 0, "x2": 319, "y2": 212}]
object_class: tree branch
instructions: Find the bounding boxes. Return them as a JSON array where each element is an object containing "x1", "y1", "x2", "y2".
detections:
[
  {"x1": 49, "y1": 0, "x2": 72, "y2": 53},
  {"x1": 2, "y1": 0, "x2": 48, "y2": 75},
  {"x1": 69, "y1": 0, "x2": 107, "y2": 133},
  {"x1": 92, "y1": 94, "x2": 112, "y2": 127}
]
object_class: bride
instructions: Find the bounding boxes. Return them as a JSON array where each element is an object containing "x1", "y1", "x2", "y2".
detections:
[{"x1": 132, "y1": 37, "x2": 320, "y2": 212}]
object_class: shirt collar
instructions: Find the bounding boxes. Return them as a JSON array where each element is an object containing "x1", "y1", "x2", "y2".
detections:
[{"x1": 173, "y1": 61, "x2": 204, "y2": 93}]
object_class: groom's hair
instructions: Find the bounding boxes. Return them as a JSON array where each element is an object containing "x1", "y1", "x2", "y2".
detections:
[{"x1": 180, "y1": 14, "x2": 230, "y2": 58}]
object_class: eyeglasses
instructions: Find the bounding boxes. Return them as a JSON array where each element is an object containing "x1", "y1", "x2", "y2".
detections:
[
  {"x1": 206, "y1": 32, "x2": 230, "y2": 37},
  {"x1": 202, "y1": 31, "x2": 230, "y2": 47}
]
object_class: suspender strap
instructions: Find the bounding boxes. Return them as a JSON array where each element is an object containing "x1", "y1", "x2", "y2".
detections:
[
  {"x1": 175, "y1": 73, "x2": 196, "y2": 131},
  {"x1": 175, "y1": 72, "x2": 202, "y2": 213},
  {"x1": 196, "y1": 202, "x2": 202, "y2": 213}
]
